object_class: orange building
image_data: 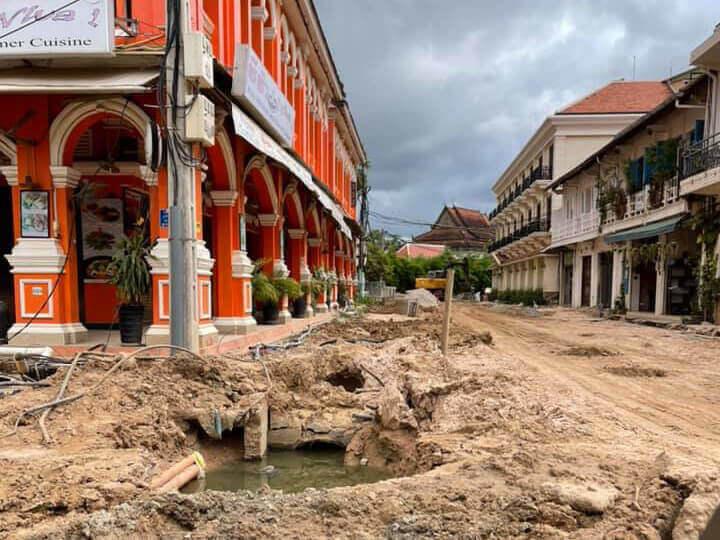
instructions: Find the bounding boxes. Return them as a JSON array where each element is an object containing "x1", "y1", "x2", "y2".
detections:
[{"x1": 0, "y1": 0, "x2": 365, "y2": 345}]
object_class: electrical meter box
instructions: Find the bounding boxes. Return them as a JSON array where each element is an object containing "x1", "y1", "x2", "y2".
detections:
[
  {"x1": 185, "y1": 94, "x2": 215, "y2": 147},
  {"x1": 184, "y1": 32, "x2": 214, "y2": 89}
]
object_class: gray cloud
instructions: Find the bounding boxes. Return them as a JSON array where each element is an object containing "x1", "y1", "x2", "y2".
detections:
[{"x1": 315, "y1": 0, "x2": 720, "y2": 236}]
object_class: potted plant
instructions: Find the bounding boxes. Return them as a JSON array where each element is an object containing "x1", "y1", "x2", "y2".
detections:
[
  {"x1": 648, "y1": 179, "x2": 664, "y2": 208},
  {"x1": 251, "y1": 262, "x2": 280, "y2": 323},
  {"x1": 338, "y1": 280, "x2": 348, "y2": 308},
  {"x1": 273, "y1": 276, "x2": 302, "y2": 316},
  {"x1": 107, "y1": 234, "x2": 153, "y2": 345},
  {"x1": 295, "y1": 279, "x2": 320, "y2": 318},
  {"x1": 610, "y1": 187, "x2": 627, "y2": 219}
]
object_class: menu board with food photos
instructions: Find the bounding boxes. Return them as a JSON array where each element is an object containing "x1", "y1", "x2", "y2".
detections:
[
  {"x1": 20, "y1": 191, "x2": 50, "y2": 238},
  {"x1": 81, "y1": 198, "x2": 124, "y2": 280}
]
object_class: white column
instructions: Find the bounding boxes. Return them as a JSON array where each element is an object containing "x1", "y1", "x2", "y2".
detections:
[
  {"x1": 572, "y1": 250, "x2": 583, "y2": 308},
  {"x1": 611, "y1": 249, "x2": 624, "y2": 307},
  {"x1": 655, "y1": 234, "x2": 668, "y2": 316}
]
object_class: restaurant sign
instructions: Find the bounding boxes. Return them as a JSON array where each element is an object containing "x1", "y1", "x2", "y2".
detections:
[
  {"x1": 232, "y1": 45, "x2": 295, "y2": 147},
  {"x1": 0, "y1": 1, "x2": 114, "y2": 58}
]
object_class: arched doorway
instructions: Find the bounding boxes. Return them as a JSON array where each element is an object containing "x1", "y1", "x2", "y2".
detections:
[
  {"x1": 63, "y1": 114, "x2": 152, "y2": 329},
  {"x1": 243, "y1": 158, "x2": 279, "y2": 273}
]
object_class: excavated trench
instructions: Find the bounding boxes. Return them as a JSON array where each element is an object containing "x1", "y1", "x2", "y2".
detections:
[{"x1": 182, "y1": 444, "x2": 395, "y2": 494}]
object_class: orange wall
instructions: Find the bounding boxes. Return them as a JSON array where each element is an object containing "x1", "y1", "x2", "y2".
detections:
[{"x1": 115, "y1": 0, "x2": 358, "y2": 217}]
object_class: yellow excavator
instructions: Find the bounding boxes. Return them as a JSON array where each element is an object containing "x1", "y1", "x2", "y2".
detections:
[
  {"x1": 415, "y1": 270, "x2": 449, "y2": 300},
  {"x1": 414, "y1": 258, "x2": 470, "y2": 300}
]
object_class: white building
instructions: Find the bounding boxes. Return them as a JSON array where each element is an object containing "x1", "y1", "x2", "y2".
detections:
[
  {"x1": 488, "y1": 81, "x2": 671, "y2": 303},
  {"x1": 547, "y1": 70, "x2": 709, "y2": 316}
]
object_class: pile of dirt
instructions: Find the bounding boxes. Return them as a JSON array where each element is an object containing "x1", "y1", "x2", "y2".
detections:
[
  {"x1": 603, "y1": 364, "x2": 668, "y2": 378},
  {"x1": 564, "y1": 346, "x2": 616, "y2": 357},
  {"x1": 405, "y1": 288, "x2": 440, "y2": 310}
]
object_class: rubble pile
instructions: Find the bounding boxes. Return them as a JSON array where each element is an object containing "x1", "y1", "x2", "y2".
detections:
[{"x1": 1, "y1": 307, "x2": 719, "y2": 538}]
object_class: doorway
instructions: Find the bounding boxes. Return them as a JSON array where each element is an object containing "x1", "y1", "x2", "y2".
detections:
[
  {"x1": 0, "y1": 181, "x2": 14, "y2": 325},
  {"x1": 598, "y1": 252, "x2": 613, "y2": 309},
  {"x1": 77, "y1": 181, "x2": 150, "y2": 327},
  {"x1": 562, "y1": 257, "x2": 573, "y2": 306},
  {"x1": 636, "y1": 261, "x2": 657, "y2": 313},
  {"x1": 581, "y1": 255, "x2": 592, "y2": 307}
]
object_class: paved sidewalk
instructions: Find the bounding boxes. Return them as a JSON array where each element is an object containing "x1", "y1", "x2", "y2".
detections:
[{"x1": 44, "y1": 312, "x2": 336, "y2": 357}]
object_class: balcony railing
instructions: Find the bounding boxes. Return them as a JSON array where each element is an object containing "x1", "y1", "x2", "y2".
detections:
[
  {"x1": 680, "y1": 132, "x2": 720, "y2": 180},
  {"x1": 552, "y1": 211, "x2": 600, "y2": 243},
  {"x1": 489, "y1": 166, "x2": 553, "y2": 221},
  {"x1": 531, "y1": 165, "x2": 552, "y2": 181},
  {"x1": 488, "y1": 218, "x2": 550, "y2": 252},
  {"x1": 601, "y1": 178, "x2": 680, "y2": 226}
]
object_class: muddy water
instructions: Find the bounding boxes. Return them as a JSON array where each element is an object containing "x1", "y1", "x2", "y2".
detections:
[{"x1": 183, "y1": 447, "x2": 393, "y2": 494}]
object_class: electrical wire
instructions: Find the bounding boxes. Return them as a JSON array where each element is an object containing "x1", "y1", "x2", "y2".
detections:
[{"x1": 370, "y1": 210, "x2": 488, "y2": 232}]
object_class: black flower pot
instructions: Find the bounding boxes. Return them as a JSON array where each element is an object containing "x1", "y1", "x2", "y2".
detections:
[
  {"x1": 262, "y1": 302, "x2": 279, "y2": 324},
  {"x1": 119, "y1": 304, "x2": 145, "y2": 345},
  {"x1": 293, "y1": 297, "x2": 307, "y2": 318}
]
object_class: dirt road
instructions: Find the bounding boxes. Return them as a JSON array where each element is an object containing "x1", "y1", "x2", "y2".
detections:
[
  {"x1": 455, "y1": 304, "x2": 720, "y2": 464},
  {"x1": 4, "y1": 305, "x2": 720, "y2": 538}
]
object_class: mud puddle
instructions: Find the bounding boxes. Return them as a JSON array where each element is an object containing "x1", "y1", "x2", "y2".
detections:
[{"x1": 183, "y1": 447, "x2": 394, "y2": 494}]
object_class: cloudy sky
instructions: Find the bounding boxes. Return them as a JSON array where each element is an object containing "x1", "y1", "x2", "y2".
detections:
[{"x1": 315, "y1": 0, "x2": 720, "y2": 237}]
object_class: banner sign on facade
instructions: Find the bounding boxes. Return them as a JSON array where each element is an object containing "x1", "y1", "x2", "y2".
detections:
[
  {"x1": 0, "y1": 1, "x2": 114, "y2": 58},
  {"x1": 232, "y1": 103, "x2": 352, "y2": 239},
  {"x1": 232, "y1": 45, "x2": 295, "y2": 148}
]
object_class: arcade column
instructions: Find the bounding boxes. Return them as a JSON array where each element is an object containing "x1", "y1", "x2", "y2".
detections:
[
  {"x1": 211, "y1": 190, "x2": 257, "y2": 335},
  {"x1": 5, "y1": 166, "x2": 88, "y2": 345},
  {"x1": 258, "y1": 213, "x2": 291, "y2": 323},
  {"x1": 308, "y1": 237, "x2": 328, "y2": 313},
  {"x1": 288, "y1": 228, "x2": 313, "y2": 318}
]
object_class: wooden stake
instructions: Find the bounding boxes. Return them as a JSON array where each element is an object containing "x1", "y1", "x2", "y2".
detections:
[{"x1": 441, "y1": 269, "x2": 455, "y2": 356}]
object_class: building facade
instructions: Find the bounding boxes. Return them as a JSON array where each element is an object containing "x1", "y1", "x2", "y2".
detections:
[
  {"x1": 548, "y1": 74, "x2": 706, "y2": 313},
  {"x1": 546, "y1": 26, "x2": 720, "y2": 318},
  {"x1": 488, "y1": 82, "x2": 670, "y2": 302},
  {"x1": 0, "y1": 0, "x2": 365, "y2": 345}
]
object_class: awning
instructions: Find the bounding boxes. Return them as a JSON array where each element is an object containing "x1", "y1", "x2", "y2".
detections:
[
  {"x1": 603, "y1": 214, "x2": 686, "y2": 244},
  {"x1": 0, "y1": 69, "x2": 158, "y2": 94},
  {"x1": 232, "y1": 103, "x2": 352, "y2": 238}
]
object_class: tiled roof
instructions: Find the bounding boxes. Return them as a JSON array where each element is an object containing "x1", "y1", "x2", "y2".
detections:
[
  {"x1": 559, "y1": 81, "x2": 672, "y2": 115},
  {"x1": 449, "y1": 206, "x2": 490, "y2": 229},
  {"x1": 414, "y1": 205, "x2": 494, "y2": 249},
  {"x1": 396, "y1": 243, "x2": 447, "y2": 259}
]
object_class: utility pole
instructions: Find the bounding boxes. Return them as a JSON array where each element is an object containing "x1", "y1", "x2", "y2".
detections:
[
  {"x1": 357, "y1": 163, "x2": 370, "y2": 297},
  {"x1": 166, "y1": 0, "x2": 199, "y2": 352},
  {"x1": 440, "y1": 269, "x2": 455, "y2": 356}
]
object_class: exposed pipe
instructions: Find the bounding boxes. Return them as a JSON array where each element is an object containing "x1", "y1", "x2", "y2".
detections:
[{"x1": 151, "y1": 451, "x2": 206, "y2": 492}]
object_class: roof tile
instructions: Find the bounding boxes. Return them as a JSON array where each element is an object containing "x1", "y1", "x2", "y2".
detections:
[{"x1": 559, "y1": 81, "x2": 672, "y2": 115}]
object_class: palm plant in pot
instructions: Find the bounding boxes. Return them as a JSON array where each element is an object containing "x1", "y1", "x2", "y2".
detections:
[
  {"x1": 273, "y1": 276, "x2": 302, "y2": 320},
  {"x1": 107, "y1": 234, "x2": 153, "y2": 345},
  {"x1": 295, "y1": 278, "x2": 322, "y2": 318},
  {"x1": 251, "y1": 259, "x2": 280, "y2": 323},
  {"x1": 337, "y1": 280, "x2": 348, "y2": 308}
]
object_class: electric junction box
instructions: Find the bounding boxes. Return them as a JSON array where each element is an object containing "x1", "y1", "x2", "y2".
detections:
[
  {"x1": 184, "y1": 94, "x2": 215, "y2": 147},
  {"x1": 184, "y1": 32, "x2": 214, "y2": 89}
]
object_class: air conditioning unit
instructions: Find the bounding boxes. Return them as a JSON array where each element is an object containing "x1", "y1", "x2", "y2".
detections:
[
  {"x1": 184, "y1": 32, "x2": 214, "y2": 89},
  {"x1": 185, "y1": 94, "x2": 215, "y2": 147}
]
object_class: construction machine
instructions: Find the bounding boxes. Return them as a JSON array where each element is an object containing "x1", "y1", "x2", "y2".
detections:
[{"x1": 414, "y1": 257, "x2": 471, "y2": 300}]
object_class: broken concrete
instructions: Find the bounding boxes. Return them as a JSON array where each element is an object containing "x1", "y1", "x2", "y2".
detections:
[{"x1": 4, "y1": 305, "x2": 720, "y2": 538}]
